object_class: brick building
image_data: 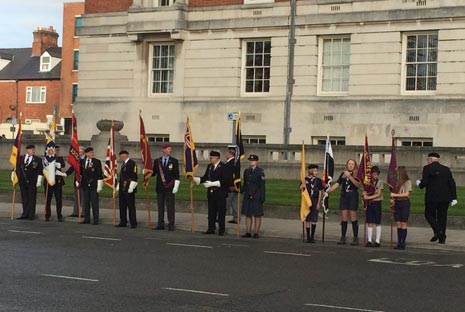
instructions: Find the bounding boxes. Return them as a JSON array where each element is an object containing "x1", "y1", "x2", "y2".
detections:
[
  {"x1": 0, "y1": 27, "x2": 62, "y2": 135},
  {"x1": 75, "y1": 0, "x2": 465, "y2": 147}
]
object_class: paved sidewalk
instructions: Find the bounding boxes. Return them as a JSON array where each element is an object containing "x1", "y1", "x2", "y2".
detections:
[{"x1": 1, "y1": 202, "x2": 465, "y2": 252}]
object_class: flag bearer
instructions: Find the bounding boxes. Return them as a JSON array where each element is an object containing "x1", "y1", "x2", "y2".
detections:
[{"x1": 300, "y1": 164, "x2": 323, "y2": 243}]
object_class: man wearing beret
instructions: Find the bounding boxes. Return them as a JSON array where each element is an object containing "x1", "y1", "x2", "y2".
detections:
[
  {"x1": 116, "y1": 150, "x2": 138, "y2": 228},
  {"x1": 72, "y1": 147, "x2": 103, "y2": 225},
  {"x1": 16, "y1": 144, "x2": 43, "y2": 220},
  {"x1": 192, "y1": 151, "x2": 233, "y2": 236},
  {"x1": 152, "y1": 143, "x2": 180, "y2": 231},
  {"x1": 417, "y1": 152, "x2": 457, "y2": 244},
  {"x1": 44, "y1": 145, "x2": 66, "y2": 222}
]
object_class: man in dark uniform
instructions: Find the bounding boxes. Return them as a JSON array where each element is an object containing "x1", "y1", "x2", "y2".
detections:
[
  {"x1": 68, "y1": 146, "x2": 85, "y2": 218},
  {"x1": 44, "y1": 146, "x2": 66, "y2": 222},
  {"x1": 193, "y1": 151, "x2": 232, "y2": 236},
  {"x1": 116, "y1": 150, "x2": 138, "y2": 228},
  {"x1": 16, "y1": 144, "x2": 43, "y2": 220},
  {"x1": 417, "y1": 152, "x2": 457, "y2": 244},
  {"x1": 152, "y1": 143, "x2": 180, "y2": 231},
  {"x1": 225, "y1": 147, "x2": 240, "y2": 224},
  {"x1": 79, "y1": 147, "x2": 103, "y2": 225}
]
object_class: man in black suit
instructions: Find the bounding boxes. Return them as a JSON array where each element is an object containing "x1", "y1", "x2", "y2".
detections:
[
  {"x1": 116, "y1": 150, "x2": 138, "y2": 228},
  {"x1": 16, "y1": 144, "x2": 43, "y2": 220},
  {"x1": 417, "y1": 152, "x2": 457, "y2": 244},
  {"x1": 225, "y1": 147, "x2": 240, "y2": 224},
  {"x1": 79, "y1": 147, "x2": 103, "y2": 225},
  {"x1": 44, "y1": 145, "x2": 66, "y2": 222},
  {"x1": 193, "y1": 151, "x2": 232, "y2": 236},
  {"x1": 152, "y1": 143, "x2": 180, "y2": 231}
]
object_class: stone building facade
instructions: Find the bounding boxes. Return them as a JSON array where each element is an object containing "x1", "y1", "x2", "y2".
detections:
[{"x1": 75, "y1": 0, "x2": 465, "y2": 148}]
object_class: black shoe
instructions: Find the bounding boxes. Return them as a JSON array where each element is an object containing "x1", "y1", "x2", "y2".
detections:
[
  {"x1": 373, "y1": 242, "x2": 381, "y2": 247},
  {"x1": 337, "y1": 237, "x2": 346, "y2": 245},
  {"x1": 92, "y1": 221, "x2": 99, "y2": 225},
  {"x1": 153, "y1": 225, "x2": 165, "y2": 230},
  {"x1": 79, "y1": 221, "x2": 90, "y2": 224},
  {"x1": 218, "y1": 232, "x2": 225, "y2": 236},
  {"x1": 228, "y1": 220, "x2": 237, "y2": 224},
  {"x1": 115, "y1": 224, "x2": 126, "y2": 228},
  {"x1": 203, "y1": 230, "x2": 215, "y2": 234},
  {"x1": 366, "y1": 241, "x2": 373, "y2": 247},
  {"x1": 242, "y1": 233, "x2": 252, "y2": 238},
  {"x1": 252, "y1": 233, "x2": 259, "y2": 239},
  {"x1": 28, "y1": 217, "x2": 35, "y2": 220},
  {"x1": 394, "y1": 245, "x2": 405, "y2": 250},
  {"x1": 430, "y1": 234, "x2": 439, "y2": 242},
  {"x1": 168, "y1": 225, "x2": 175, "y2": 231},
  {"x1": 438, "y1": 232, "x2": 446, "y2": 244},
  {"x1": 45, "y1": 217, "x2": 50, "y2": 222},
  {"x1": 68, "y1": 214, "x2": 78, "y2": 218},
  {"x1": 130, "y1": 225, "x2": 137, "y2": 229},
  {"x1": 16, "y1": 216, "x2": 27, "y2": 220},
  {"x1": 57, "y1": 216, "x2": 63, "y2": 222},
  {"x1": 350, "y1": 237, "x2": 359, "y2": 246},
  {"x1": 306, "y1": 237, "x2": 315, "y2": 243}
]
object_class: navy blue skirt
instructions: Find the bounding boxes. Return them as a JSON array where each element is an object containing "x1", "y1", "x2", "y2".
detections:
[
  {"x1": 394, "y1": 199, "x2": 410, "y2": 223},
  {"x1": 366, "y1": 201, "x2": 382, "y2": 224},
  {"x1": 339, "y1": 191, "x2": 359, "y2": 211}
]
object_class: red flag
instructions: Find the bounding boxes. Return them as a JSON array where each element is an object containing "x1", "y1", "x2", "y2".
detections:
[
  {"x1": 103, "y1": 122, "x2": 117, "y2": 190},
  {"x1": 357, "y1": 135, "x2": 374, "y2": 193},
  {"x1": 68, "y1": 114, "x2": 81, "y2": 183},
  {"x1": 139, "y1": 114, "x2": 153, "y2": 190}
]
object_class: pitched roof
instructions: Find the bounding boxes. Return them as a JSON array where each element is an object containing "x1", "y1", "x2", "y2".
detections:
[{"x1": 0, "y1": 47, "x2": 61, "y2": 80}]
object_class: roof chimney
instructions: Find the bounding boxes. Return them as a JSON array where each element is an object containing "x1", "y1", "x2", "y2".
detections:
[{"x1": 32, "y1": 26, "x2": 59, "y2": 56}]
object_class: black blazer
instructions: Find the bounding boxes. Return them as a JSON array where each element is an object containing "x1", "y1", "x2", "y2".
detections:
[
  {"x1": 200, "y1": 161, "x2": 232, "y2": 195},
  {"x1": 17, "y1": 155, "x2": 43, "y2": 187},
  {"x1": 119, "y1": 158, "x2": 138, "y2": 193},
  {"x1": 152, "y1": 156, "x2": 180, "y2": 193},
  {"x1": 419, "y1": 161, "x2": 457, "y2": 203},
  {"x1": 80, "y1": 157, "x2": 103, "y2": 189}
]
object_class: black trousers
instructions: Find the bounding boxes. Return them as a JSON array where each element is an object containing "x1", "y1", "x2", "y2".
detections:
[
  {"x1": 20, "y1": 184, "x2": 37, "y2": 219},
  {"x1": 45, "y1": 184, "x2": 63, "y2": 218},
  {"x1": 82, "y1": 186, "x2": 99, "y2": 223},
  {"x1": 157, "y1": 191, "x2": 175, "y2": 226},
  {"x1": 207, "y1": 190, "x2": 227, "y2": 233},
  {"x1": 119, "y1": 191, "x2": 137, "y2": 226},
  {"x1": 425, "y1": 202, "x2": 449, "y2": 235}
]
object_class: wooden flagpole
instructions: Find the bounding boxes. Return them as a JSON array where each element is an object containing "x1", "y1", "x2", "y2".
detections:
[
  {"x1": 363, "y1": 204, "x2": 367, "y2": 244},
  {"x1": 77, "y1": 186, "x2": 82, "y2": 223},
  {"x1": 190, "y1": 180, "x2": 195, "y2": 233},
  {"x1": 302, "y1": 221, "x2": 305, "y2": 242},
  {"x1": 43, "y1": 183, "x2": 49, "y2": 221},
  {"x1": 322, "y1": 209, "x2": 326, "y2": 243},
  {"x1": 11, "y1": 187, "x2": 16, "y2": 220},
  {"x1": 145, "y1": 189, "x2": 152, "y2": 228},
  {"x1": 236, "y1": 192, "x2": 241, "y2": 237},
  {"x1": 112, "y1": 188, "x2": 117, "y2": 225}
]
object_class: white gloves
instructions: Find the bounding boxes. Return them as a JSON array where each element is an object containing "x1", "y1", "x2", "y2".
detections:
[
  {"x1": 97, "y1": 180, "x2": 103, "y2": 193},
  {"x1": 75, "y1": 181, "x2": 80, "y2": 188},
  {"x1": 192, "y1": 177, "x2": 201, "y2": 185},
  {"x1": 36, "y1": 175, "x2": 44, "y2": 187},
  {"x1": 203, "y1": 180, "x2": 221, "y2": 188},
  {"x1": 142, "y1": 169, "x2": 145, "y2": 175},
  {"x1": 116, "y1": 184, "x2": 120, "y2": 192},
  {"x1": 128, "y1": 181, "x2": 138, "y2": 193},
  {"x1": 416, "y1": 179, "x2": 421, "y2": 186},
  {"x1": 172, "y1": 180, "x2": 180, "y2": 194},
  {"x1": 55, "y1": 162, "x2": 61, "y2": 169},
  {"x1": 451, "y1": 199, "x2": 458, "y2": 206},
  {"x1": 11, "y1": 171, "x2": 15, "y2": 183},
  {"x1": 55, "y1": 170, "x2": 67, "y2": 177}
]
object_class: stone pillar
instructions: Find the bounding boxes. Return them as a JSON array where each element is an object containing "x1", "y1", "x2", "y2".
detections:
[{"x1": 91, "y1": 120, "x2": 127, "y2": 160}]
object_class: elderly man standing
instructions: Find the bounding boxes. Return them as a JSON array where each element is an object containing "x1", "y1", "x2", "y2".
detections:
[
  {"x1": 193, "y1": 151, "x2": 232, "y2": 236},
  {"x1": 417, "y1": 152, "x2": 457, "y2": 244}
]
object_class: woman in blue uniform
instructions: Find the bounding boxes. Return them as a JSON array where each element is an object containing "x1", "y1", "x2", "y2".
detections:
[
  {"x1": 390, "y1": 166, "x2": 412, "y2": 250},
  {"x1": 241, "y1": 155, "x2": 266, "y2": 239},
  {"x1": 327, "y1": 159, "x2": 361, "y2": 245}
]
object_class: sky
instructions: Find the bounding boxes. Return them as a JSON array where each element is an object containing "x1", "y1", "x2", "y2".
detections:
[{"x1": 0, "y1": 0, "x2": 84, "y2": 49}]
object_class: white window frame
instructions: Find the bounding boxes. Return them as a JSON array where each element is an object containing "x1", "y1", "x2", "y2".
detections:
[
  {"x1": 40, "y1": 55, "x2": 51, "y2": 72},
  {"x1": 317, "y1": 35, "x2": 351, "y2": 96},
  {"x1": 26, "y1": 86, "x2": 46, "y2": 104},
  {"x1": 243, "y1": 135, "x2": 266, "y2": 144},
  {"x1": 241, "y1": 39, "x2": 271, "y2": 97},
  {"x1": 244, "y1": 0, "x2": 273, "y2": 4},
  {"x1": 158, "y1": 0, "x2": 176, "y2": 6},
  {"x1": 148, "y1": 43, "x2": 175, "y2": 95},
  {"x1": 401, "y1": 32, "x2": 438, "y2": 95}
]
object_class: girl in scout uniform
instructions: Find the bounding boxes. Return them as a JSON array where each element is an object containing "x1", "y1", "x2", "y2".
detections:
[
  {"x1": 327, "y1": 159, "x2": 361, "y2": 245},
  {"x1": 390, "y1": 166, "x2": 412, "y2": 250}
]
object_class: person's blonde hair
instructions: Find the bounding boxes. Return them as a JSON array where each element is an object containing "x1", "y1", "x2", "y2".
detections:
[{"x1": 345, "y1": 159, "x2": 358, "y2": 173}]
